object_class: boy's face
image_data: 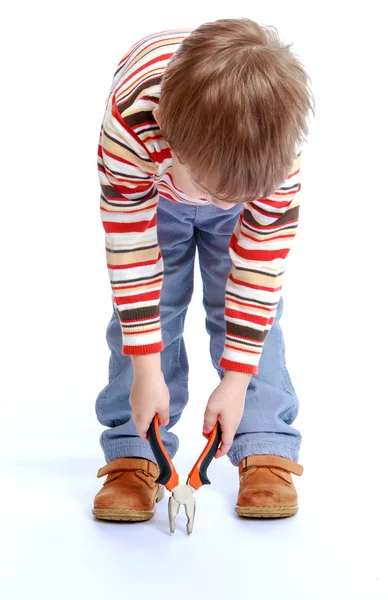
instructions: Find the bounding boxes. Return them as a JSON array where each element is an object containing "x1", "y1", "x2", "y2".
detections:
[{"x1": 153, "y1": 108, "x2": 237, "y2": 210}]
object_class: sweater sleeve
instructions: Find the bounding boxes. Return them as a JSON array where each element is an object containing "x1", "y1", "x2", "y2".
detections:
[
  {"x1": 98, "y1": 94, "x2": 164, "y2": 356},
  {"x1": 219, "y1": 149, "x2": 302, "y2": 375}
]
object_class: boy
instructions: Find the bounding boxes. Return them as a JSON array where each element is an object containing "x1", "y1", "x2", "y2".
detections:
[{"x1": 93, "y1": 18, "x2": 314, "y2": 521}]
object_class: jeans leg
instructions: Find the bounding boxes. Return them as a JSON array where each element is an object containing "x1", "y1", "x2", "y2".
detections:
[
  {"x1": 194, "y1": 204, "x2": 301, "y2": 467},
  {"x1": 95, "y1": 196, "x2": 197, "y2": 463}
]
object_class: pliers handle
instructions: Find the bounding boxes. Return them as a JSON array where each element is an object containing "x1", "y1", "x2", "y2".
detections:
[{"x1": 148, "y1": 415, "x2": 222, "y2": 491}]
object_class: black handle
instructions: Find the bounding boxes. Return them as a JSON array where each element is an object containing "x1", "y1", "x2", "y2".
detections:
[
  {"x1": 199, "y1": 422, "x2": 222, "y2": 485},
  {"x1": 187, "y1": 421, "x2": 222, "y2": 489},
  {"x1": 147, "y1": 415, "x2": 179, "y2": 490}
]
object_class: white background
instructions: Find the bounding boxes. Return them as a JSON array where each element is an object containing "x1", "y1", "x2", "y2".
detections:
[{"x1": 1, "y1": 1, "x2": 387, "y2": 599}]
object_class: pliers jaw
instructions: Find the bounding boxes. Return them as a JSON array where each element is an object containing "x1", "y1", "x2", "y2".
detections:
[
  {"x1": 168, "y1": 484, "x2": 196, "y2": 535},
  {"x1": 148, "y1": 416, "x2": 222, "y2": 535}
]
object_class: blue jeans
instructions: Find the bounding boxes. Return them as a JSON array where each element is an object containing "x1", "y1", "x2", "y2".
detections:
[{"x1": 95, "y1": 195, "x2": 301, "y2": 467}]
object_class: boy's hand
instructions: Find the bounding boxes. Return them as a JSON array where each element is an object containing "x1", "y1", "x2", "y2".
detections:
[
  {"x1": 203, "y1": 371, "x2": 251, "y2": 458},
  {"x1": 129, "y1": 371, "x2": 170, "y2": 440}
]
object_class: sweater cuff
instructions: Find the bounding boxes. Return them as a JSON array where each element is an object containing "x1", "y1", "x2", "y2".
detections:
[
  {"x1": 219, "y1": 357, "x2": 258, "y2": 375},
  {"x1": 122, "y1": 341, "x2": 164, "y2": 356}
]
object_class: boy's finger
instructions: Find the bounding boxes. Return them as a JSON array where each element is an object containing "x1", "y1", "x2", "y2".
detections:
[
  {"x1": 215, "y1": 441, "x2": 231, "y2": 458},
  {"x1": 203, "y1": 421, "x2": 216, "y2": 436},
  {"x1": 158, "y1": 409, "x2": 169, "y2": 426},
  {"x1": 215, "y1": 427, "x2": 233, "y2": 458},
  {"x1": 203, "y1": 409, "x2": 218, "y2": 434},
  {"x1": 135, "y1": 416, "x2": 152, "y2": 440}
]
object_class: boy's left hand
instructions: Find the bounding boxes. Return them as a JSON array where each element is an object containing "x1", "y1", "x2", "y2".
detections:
[{"x1": 203, "y1": 372, "x2": 251, "y2": 458}]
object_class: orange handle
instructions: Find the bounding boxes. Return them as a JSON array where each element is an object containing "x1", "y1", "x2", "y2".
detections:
[
  {"x1": 147, "y1": 415, "x2": 179, "y2": 491},
  {"x1": 187, "y1": 422, "x2": 222, "y2": 490}
]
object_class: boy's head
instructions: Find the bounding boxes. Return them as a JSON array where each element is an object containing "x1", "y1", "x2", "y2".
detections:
[{"x1": 154, "y1": 18, "x2": 315, "y2": 207}]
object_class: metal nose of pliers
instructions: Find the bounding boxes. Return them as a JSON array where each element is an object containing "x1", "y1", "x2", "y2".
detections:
[
  {"x1": 148, "y1": 415, "x2": 221, "y2": 535},
  {"x1": 168, "y1": 484, "x2": 196, "y2": 535}
]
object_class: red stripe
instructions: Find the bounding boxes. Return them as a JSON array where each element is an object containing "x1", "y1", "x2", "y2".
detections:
[
  {"x1": 142, "y1": 133, "x2": 165, "y2": 144},
  {"x1": 229, "y1": 273, "x2": 282, "y2": 293},
  {"x1": 158, "y1": 147, "x2": 174, "y2": 162},
  {"x1": 103, "y1": 213, "x2": 156, "y2": 233},
  {"x1": 229, "y1": 233, "x2": 289, "y2": 261},
  {"x1": 225, "y1": 307, "x2": 270, "y2": 326},
  {"x1": 255, "y1": 197, "x2": 292, "y2": 208},
  {"x1": 117, "y1": 52, "x2": 131, "y2": 66},
  {"x1": 239, "y1": 229, "x2": 296, "y2": 244},
  {"x1": 115, "y1": 289, "x2": 160, "y2": 305},
  {"x1": 224, "y1": 343, "x2": 258, "y2": 355},
  {"x1": 273, "y1": 188, "x2": 300, "y2": 197},
  {"x1": 286, "y1": 167, "x2": 300, "y2": 180},
  {"x1": 114, "y1": 277, "x2": 163, "y2": 291}
]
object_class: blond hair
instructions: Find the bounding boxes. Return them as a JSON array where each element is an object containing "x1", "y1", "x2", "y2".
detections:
[{"x1": 158, "y1": 18, "x2": 315, "y2": 202}]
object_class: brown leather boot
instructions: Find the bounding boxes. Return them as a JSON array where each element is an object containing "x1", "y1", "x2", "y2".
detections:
[
  {"x1": 235, "y1": 455, "x2": 304, "y2": 518},
  {"x1": 92, "y1": 458, "x2": 165, "y2": 521}
]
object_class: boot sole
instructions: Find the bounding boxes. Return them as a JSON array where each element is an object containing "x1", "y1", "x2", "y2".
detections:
[
  {"x1": 93, "y1": 486, "x2": 165, "y2": 522},
  {"x1": 235, "y1": 504, "x2": 298, "y2": 518}
]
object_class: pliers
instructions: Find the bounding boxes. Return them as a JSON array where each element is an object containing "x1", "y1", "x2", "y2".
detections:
[{"x1": 147, "y1": 415, "x2": 222, "y2": 535}]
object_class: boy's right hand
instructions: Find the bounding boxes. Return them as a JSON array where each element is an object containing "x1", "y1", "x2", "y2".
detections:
[{"x1": 129, "y1": 371, "x2": 170, "y2": 441}]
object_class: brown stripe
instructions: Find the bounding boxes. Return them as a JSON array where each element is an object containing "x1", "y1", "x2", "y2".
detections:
[
  {"x1": 118, "y1": 304, "x2": 160, "y2": 321},
  {"x1": 243, "y1": 204, "x2": 299, "y2": 227},
  {"x1": 225, "y1": 321, "x2": 268, "y2": 342},
  {"x1": 119, "y1": 75, "x2": 163, "y2": 117}
]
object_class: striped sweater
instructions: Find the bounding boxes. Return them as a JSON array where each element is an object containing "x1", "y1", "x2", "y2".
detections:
[{"x1": 97, "y1": 28, "x2": 302, "y2": 375}]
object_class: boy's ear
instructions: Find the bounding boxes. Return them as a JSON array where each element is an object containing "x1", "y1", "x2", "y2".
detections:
[{"x1": 153, "y1": 107, "x2": 160, "y2": 124}]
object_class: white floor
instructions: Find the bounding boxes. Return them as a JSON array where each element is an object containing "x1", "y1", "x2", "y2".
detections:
[{"x1": 1, "y1": 428, "x2": 386, "y2": 600}]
